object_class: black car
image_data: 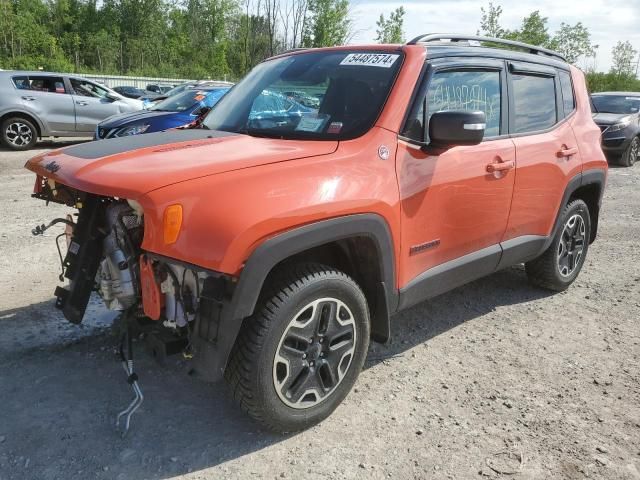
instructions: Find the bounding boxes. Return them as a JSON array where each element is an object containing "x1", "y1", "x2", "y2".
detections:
[
  {"x1": 112, "y1": 85, "x2": 146, "y2": 99},
  {"x1": 591, "y1": 92, "x2": 640, "y2": 167}
]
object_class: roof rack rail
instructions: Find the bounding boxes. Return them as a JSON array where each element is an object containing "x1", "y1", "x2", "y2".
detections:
[{"x1": 406, "y1": 33, "x2": 567, "y2": 62}]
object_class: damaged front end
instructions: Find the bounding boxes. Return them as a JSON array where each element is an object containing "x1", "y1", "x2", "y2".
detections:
[{"x1": 31, "y1": 175, "x2": 234, "y2": 365}]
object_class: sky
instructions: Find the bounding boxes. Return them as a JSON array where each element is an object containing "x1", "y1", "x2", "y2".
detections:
[{"x1": 349, "y1": 0, "x2": 640, "y2": 72}]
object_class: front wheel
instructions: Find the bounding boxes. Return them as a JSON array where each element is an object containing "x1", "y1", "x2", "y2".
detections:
[
  {"x1": 619, "y1": 136, "x2": 639, "y2": 167},
  {"x1": 225, "y1": 263, "x2": 370, "y2": 432},
  {"x1": 525, "y1": 199, "x2": 591, "y2": 291}
]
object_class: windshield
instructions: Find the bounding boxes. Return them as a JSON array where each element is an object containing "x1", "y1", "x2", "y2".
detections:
[
  {"x1": 591, "y1": 95, "x2": 640, "y2": 114},
  {"x1": 151, "y1": 89, "x2": 223, "y2": 112},
  {"x1": 203, "y1": 50, "x2": 403, "y2": 140}
]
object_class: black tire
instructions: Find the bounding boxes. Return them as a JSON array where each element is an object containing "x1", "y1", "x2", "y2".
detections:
[
  {"x1": 619, "y1": 136, "x2": 639, "y2": 167},
  {"x1": 525, "y1": 199, "x2": 591, "y2": 291},
  {"x1": 225, "y1": 263, "x2": 370, "y2": 433},
  {"x1": 1, "y1": 116, "x2": 38, "y2": 150}
]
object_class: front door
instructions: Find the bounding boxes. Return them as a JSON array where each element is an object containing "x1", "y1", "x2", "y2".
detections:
[
  {"x1": 69, "y1": 78, "x2": 120, "y2": 133},
  {"x1": 396, "y1": 62, "x2": 515, "y2": 300}
]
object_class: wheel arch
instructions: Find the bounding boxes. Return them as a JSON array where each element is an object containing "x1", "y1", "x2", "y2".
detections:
[
  {"x1": 232, "y1": 214, "x2": 398, "y2": 343},
  {"x1": 567, "y1": 169, "x2": 606, "y2": 244},
  {"x1": 191, "y1": 214, "x2": 399, "y2": 382}
]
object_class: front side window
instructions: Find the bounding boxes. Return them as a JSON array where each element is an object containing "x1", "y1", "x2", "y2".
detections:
[
  {"x1": 427, "y1": 70, "x2": 501, "y2": 138},
  {"x1": 203, "y1": 50, "x2": 403, "y2": 140},
  {"x1": 512, "y1": 74, "x2": 557, "y2": 133},
  {"x1": 402, "y1": 69, "x2": 501, "y2": 141},
  {"x1": 71, "y1": 79, "x2": 110, "y2": 99}
]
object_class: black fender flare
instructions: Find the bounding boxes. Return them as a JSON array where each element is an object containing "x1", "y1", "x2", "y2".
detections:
[
  {"x1": 543, "y1": 168, "x2": 606, "y2": 252},
  {"x1": 194, "y1": 213, "x2": 398, "y2": 382}
]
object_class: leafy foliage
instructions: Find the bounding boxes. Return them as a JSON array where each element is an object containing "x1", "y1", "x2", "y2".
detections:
[
  {"x1": 0, "y1": 0, "x2": 350, "y2": 80},
  {"x1": 375, "y1": 6, "x2": 405, "y2": 44}
]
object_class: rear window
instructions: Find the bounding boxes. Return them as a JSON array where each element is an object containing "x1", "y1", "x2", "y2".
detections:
[
  {"x1": 559, "y1": 71, "x2": 575, "y2": 117},
  {"x1": 512, "y1": 74, "x2": 557, "y2": 133}
]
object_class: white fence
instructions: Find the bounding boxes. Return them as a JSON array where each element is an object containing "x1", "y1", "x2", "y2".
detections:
[{"x1": 80, "y1": 73, "x2": 231, "y2": 89}]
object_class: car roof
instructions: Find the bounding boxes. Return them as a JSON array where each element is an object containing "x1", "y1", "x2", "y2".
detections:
[
  {"x1": 424, "y1": 44, "x2": 570, "y2": 69},
  {"x1": 591, "y1": 91, "x2": 640, "y2": 96},
  {"x1": 268, "y1": 42, "x2": 570, "y2": 70}
]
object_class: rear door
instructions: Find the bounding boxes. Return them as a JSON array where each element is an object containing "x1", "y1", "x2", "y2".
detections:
[
  {"x1": 503, "y1": 63, "x2": 582, "y2": 245},
  {"x1": 15, "y1": 75, "x2": 75, "y2": 134},
  {"x1": 69, "y1": 77, "x2": 121, "y2": 133}
]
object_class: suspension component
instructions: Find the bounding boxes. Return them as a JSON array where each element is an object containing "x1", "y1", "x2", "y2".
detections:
[{"x1": 116, "y1": 316, "x2": 144, "y2": 438}]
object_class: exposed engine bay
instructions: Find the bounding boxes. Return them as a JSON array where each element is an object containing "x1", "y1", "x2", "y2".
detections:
[
  {"x1": 31, "y1": 175, "x2": 232, "y2": 434},
  {"x1": 31, "y1": 175, "x2": 228, "y2": 347}
]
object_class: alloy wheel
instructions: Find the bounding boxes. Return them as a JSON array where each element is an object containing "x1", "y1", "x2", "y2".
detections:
[
  {"x1": 273, "y1": 297, "x2": 357, "y2": 409},
  {"x1": 557, "y1": 213, "x2": 586, "y2": 277},
  {"x1": 5, "y1": 122, "x2": 33, "y2": 147}
]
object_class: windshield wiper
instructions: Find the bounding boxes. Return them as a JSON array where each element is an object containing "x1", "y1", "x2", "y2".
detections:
[{"x1": 235, "y1": 128, "x2": 286, "y2": 139}]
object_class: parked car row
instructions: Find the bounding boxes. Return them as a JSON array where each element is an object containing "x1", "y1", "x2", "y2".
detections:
[
  {"x1": 0, "y1": 73, "x2": 234, "y2": 150},
  {"x1": 2, "y1": 68, "x2": 638, "y2": 162}
]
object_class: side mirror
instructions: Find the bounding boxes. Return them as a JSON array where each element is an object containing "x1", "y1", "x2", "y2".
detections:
[
  {"x1": 106, "y1": 92, "x2": 119, "y2": 102},
  {"x1": 428, "y1": 110, "x2": 486, "y2": 149}
]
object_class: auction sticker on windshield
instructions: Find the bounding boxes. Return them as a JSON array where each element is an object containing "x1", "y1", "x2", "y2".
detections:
[
  {"x1": 296, "y1": 114, "x2": 329, "y2": 132},
  {"x1": 340, "y1": 53, "x2": 399, "y2": 68}
]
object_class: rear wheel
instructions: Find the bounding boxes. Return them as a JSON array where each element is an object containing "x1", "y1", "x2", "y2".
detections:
[
  {"x1": 619, "y1": 136, "x2": 639, "y2": 167},
  {"x1": 525, "y1": 199, "x2": 591, "y2": 291},
  {"x1": 225, "y1": 263, "x2": 370, "y2": 432},
  {"x1": 1, "y1": 116, "x2": 38, "y2": 150}
]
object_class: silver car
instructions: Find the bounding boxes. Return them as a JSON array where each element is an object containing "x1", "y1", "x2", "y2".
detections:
[{"x1": 0, "y1": 71, "x2": 143, "y2": 150}]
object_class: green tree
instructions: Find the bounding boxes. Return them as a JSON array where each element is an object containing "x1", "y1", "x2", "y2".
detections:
[
  {"x1": 505, "y1": 11, "x2": 551, "y2": 47},
  {"x1": 477, "y1": 2, "x2": 504, "y2": 38},
  {"x1": 550, "y1": 22, "x2": 595, "y2": 64},
  {"x1": 375, "y1": 6, "x2": 405, "y2": 44},
  {"x1": 303, "y1": 0, "x2": 350, "y2": 48},
  {"x1": 611, "y1": 40, "x2": 638, "y2": 77}
]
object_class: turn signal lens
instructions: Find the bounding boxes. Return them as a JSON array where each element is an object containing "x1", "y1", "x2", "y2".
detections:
[{"x1": 163, "y1": 204, "x2": 182, "y2": 244}]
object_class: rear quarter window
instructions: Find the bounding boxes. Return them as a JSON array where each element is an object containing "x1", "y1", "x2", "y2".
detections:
[
  {"x1": 512, "y1": 74, "x2": 557, "y2": 133},
  {"x1": 558, "y1": 71, "x2": 575, "y2": 117},
  {"x1": 12, "y1": 76, "x2": 30, "y2": 89}
]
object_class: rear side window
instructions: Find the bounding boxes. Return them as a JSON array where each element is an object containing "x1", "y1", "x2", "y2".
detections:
[
  {"x1": 12, "y1": 76, "x2": 30, "y2": 89},
  {"x1": 13, "y1": 75, "x2": 67, "y2": 94},
  {"x1": 559, "y1": 71, "x2": 575, "y2": 117},
  {"x1": 511, "y1": 74, "x2": 557, "y2": 133}
]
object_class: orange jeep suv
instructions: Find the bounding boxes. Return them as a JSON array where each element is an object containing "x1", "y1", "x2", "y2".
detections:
[{"x1": 26, "y1": 34, "x2": 607, "y2": 432}]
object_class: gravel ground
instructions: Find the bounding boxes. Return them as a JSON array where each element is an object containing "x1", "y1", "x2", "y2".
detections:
[{"x1": 0, "y1": 140, "x2": 639, "y2": 480}]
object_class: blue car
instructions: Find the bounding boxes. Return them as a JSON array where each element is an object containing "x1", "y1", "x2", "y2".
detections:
[{"x1": 95, "y1": 87, "x2": 229, "y2": 139}]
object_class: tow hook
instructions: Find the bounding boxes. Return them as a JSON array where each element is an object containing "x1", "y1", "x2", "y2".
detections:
[{"x1": 116, "y1": 311, "x2": 144, "y2": 438}]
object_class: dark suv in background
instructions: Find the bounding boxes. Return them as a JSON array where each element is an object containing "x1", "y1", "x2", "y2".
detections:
[{"x1": 591, "y1": 92, "x2": 640, "y2": 167}]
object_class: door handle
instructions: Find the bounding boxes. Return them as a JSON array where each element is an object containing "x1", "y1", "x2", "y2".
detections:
[
  {"x1": 486, "y1": 160, "x2": 515, "y2": 173},
  {"x1": 76, "y1": 101, "x2": 88, "y2": 106},
  {"x1": 557, "y1": 146, "x2": 578, "y2": 158},
  {"x1": 21, "y1": 96, "x2": 36, "y2": 101}
]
